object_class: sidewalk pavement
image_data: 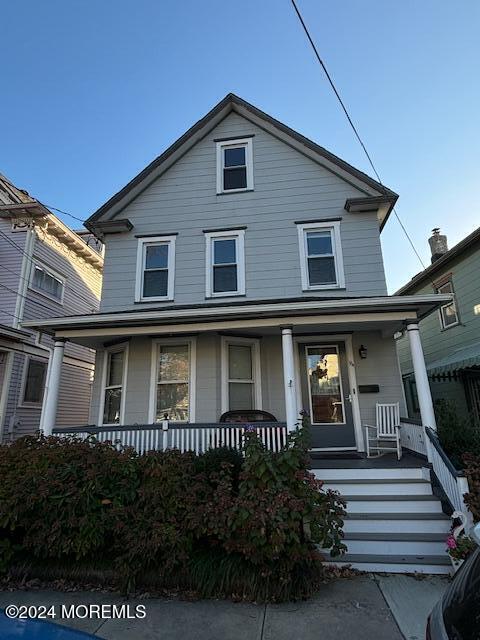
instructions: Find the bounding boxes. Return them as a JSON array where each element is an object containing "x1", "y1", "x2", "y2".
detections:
[{"x1": 0, "y1": 573, "x2": 449, "y2": 640}]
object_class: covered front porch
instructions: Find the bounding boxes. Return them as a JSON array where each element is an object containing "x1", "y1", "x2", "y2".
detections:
[{"x1": 24, "y1": 294, "x2": 448, "y2": 454}]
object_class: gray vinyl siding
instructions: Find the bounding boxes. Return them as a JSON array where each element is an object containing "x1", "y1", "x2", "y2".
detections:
[
  {"x1": 396, "y1": 243, "x2": 480, "y2": 415},
  {"x1": 0, "y1": 219, "x2": 102, "y2": 438},
  {"x1": 57, "y1": 362, "x2": 94, "y2": 427},
  {"x1": 0, "y1": 219, "x2": 25, "y2": 326},
  {"x1": 100, "y1": 111, "x2": 387, "y2": 312},
  {"x1": 89, "y1": 331, "x2": 405, "y2": 428}
]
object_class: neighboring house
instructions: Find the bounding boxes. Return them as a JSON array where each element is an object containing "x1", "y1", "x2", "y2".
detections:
[
  {"x1": 396, "y1": 227, "x2": 480, "y2": 422},
  {"x1": 0, "y1": 174, "x2": 103, "y2": 440},
  {"x1": 24, "y1": 95, "x2": 457, "y2": 573}
]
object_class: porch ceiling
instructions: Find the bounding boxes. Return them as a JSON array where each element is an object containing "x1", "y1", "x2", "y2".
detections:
[{"x1": 21, "y1": 294, "x2": 451, "y2": 350}]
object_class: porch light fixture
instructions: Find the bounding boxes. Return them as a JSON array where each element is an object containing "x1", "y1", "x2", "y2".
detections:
[{"x1": 358, "y1": 345, "x2": 368, "y2": 359}]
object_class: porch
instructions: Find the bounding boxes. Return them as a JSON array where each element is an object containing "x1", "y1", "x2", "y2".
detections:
[{"x1": 24, "y1": 294, "x2": 448, "y2": 453}]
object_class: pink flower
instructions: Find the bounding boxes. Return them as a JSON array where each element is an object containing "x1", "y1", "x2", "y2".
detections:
[{"x1": 446, "y1": 535, "x2": 457, "y2": 550}]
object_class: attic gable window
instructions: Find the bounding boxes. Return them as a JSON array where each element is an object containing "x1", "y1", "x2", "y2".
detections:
[
  {"x1": 216, "y1": 138, "x2": 254, "y2": 194},
  {"x1": 135, "y1": 236, "x2": 176, "y2": 302}
]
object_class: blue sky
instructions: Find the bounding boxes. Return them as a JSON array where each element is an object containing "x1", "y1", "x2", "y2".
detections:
[{"x1": 2, "y1": 0, "x2": 479, "y2": 292}]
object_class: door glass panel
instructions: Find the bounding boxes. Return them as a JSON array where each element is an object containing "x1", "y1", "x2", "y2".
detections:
[
  {"x1": 229, "y1": 382, "x2": 253, "y2": 410},
  {"x1": 306, "y1": 346, "x2": 344, "y2": 424}
]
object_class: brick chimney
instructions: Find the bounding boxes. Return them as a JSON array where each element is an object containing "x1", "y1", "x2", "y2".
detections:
[{"x1": 428, "y1": 228, "x2": 448, "y2": 263}]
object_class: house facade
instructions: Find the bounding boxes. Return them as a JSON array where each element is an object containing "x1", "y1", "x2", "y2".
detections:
[
  {"x1": 396, "y1": 227, "x2": 480, "y2": 422},
  {"x1": 23, "y1": 95, "x2": 448, "y2": 452},
  {"x1": 0, "y1": 175, "x2": 103, "y2": 439}
]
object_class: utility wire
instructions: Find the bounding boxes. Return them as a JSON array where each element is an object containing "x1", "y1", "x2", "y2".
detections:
[
  {"x1": 290, "y1": 0, "x2": 429, "y2": 273},
  {"x1": 0, "y1": 229, "x2": 99, "y2": 310}
]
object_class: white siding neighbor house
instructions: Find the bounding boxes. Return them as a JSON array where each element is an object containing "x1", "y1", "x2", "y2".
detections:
[
  {"x1": 0, "y1": 174, "x2": 103, "y2": 439},
  {"x1": 24, "y1": 94, "x2": 466, "y2": 573}
]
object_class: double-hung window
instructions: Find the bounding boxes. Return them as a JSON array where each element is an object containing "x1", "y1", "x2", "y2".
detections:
[
  {"x1": 150, "y1": 339, "x2": 196, "y2": 422},
  {"x1": 135, "y1": 236, "x2": 176, "y2": 302},
  {"x1": 205, "y1": 230, "x2": 245, "y2": 297},
  {"x1": 21, "y1": 357, "x2": 47, "y2": 405},
  {"x1": 216, "y1": 138, "x2": 254, "y2": 193},
  {"x1": 30, "y1": 262, "x2": 65, "y2": 303},
  {"x1": 100, "y1": 346, "x2": 127, "y2": 426},
  {"x1": 297, "y1": 221, "x2": 345, "y2": 290},
  {"x1": 221, "y1": 337, "x2": 261, "y2": 412},
  {"x1": 436, "y1": 279, "x2": 459, "y2": 329}
]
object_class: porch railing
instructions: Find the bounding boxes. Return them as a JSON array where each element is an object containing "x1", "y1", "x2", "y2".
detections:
[
  {"x1": 52, "y1": 422, "x2": 288, "y2": 455},
  {"x1": 400, "y1": 418, "x2": 473, "y2": 531},
  {"x1": 400, "y1": 418, "x2": 428, "y2": 456}
]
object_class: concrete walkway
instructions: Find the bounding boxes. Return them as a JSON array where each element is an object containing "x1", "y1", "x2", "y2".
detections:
[{"x1": 0, "y1": 574, "x2": 448, "y2": 639}]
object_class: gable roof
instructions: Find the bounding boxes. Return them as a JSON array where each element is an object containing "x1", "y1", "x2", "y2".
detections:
[
  {"x1": 0, "y1": 174, "x2": 103, "y2": 269},
  {"x1": 85, "y1": 93, "x2": 398, "y2": 234},
  {"x1": 396, "y1": 226, "x2": 480, "y2": 295}
]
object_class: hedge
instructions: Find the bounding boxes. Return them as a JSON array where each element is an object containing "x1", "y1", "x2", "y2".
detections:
[{"x1": 0, "y1": 420, "x2": 346, "y2": 601}]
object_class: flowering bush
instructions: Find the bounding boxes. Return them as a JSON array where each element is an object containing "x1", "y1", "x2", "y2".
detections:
[
  {"x1": 0, "y1": 417, "x2": 345, "y2": 601},
  {"x1": 446, "y1": 533, "x2": 476, "y2": 562}
]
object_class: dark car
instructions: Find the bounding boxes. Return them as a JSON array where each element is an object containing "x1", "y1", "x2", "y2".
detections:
[{"x1": 427, "y1": 523, "x2": 480, "y2": 640}]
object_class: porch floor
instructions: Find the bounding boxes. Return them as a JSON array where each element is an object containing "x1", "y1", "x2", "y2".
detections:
[{"x1": 309, "y1": 452, "x2": 428, "y2": 469}]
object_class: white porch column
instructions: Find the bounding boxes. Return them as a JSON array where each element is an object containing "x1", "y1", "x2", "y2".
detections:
[
  {"x1": 281, "y1": 327, "x2": 298, "y2": 432},
  {"x1": 42, "y1": 338, "x2": 66, "y2": 436},
  {"x1": 407, "y1": 323, "x2": 436, "y2": 429}
]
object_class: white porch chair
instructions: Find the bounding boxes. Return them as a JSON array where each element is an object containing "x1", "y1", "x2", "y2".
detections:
[{"x1": 364, "y1": 402, "x2": 402, "y2": 460}]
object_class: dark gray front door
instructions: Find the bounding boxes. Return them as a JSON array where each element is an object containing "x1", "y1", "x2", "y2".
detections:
[{"x1": 299, "y1": 342, "x2": 356, "y2": 449}]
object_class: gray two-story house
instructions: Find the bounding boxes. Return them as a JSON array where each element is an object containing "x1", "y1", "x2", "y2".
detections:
[
  {"x1": 0, "y1": 174, "x2": 103, "y2": 440},
  {"x1": 396, "y1": 227, "x2": 480, "y2": 422},
  {"x1": 24, "y1": 94, "x2": 460, "y2": 574},
  {"x1": 24, "y1": 94, "x2": 448, "y2": 451}
]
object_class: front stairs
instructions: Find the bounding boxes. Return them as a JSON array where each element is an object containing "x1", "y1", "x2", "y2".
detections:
[{"x1": 313, "y1": 460, "x2": 452, "y2": 574}]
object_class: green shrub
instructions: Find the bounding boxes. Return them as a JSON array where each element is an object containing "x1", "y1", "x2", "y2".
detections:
[
  {"x1": 0, "y1": 434, "x2": 139, "y2": 560},
  {"x1": 435, "y1": 401, "x2": 480, "y2": 468},
  {"x1": 0, "y1": 419, "x2": 345, "y2": 601},
  {"x1": 463, "y1": 453, "x2": 480, "y2": 523}
]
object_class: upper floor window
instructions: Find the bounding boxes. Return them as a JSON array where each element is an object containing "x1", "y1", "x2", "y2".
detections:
[
  {"x1": 21, "y1": 357, "x2": 47, "y2": 405},
  {"x1": 436, "y1": 279, "x2": 459, "y2": 329},
  {"x1": 135, "y1": 236, "x2": 176, "y2": 302},
  {"x1": 205, "y1": 230, "x2": 245, "y2": 297},
  {"x1": 216, "y1": 138, "x2": 254, "y2": 194},
  {"x1": 297, "y1": 221, "x2": 345, "y2": 290},
  {"x1": 30, "y1": 262, "x2": 65, "y2": 303}
]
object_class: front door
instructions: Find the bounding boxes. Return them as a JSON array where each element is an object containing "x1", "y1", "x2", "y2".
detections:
[{"x1": 300, "y1": 342, "x2": 356, "y2": 449}]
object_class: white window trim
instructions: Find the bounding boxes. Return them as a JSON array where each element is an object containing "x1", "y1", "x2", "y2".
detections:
[
  {"x1": 148, "y1": 337, "x2": 197, "y2": 423},
  {"x1": 216, "y1": 138, "x2": 254, "y2": 194},
  {"x1": 436, "y1": 281, "x2": 460, "y2": 330},
  {"x1": 220, "y1": 336, "x2": 262, "y2": 414},
  {"x1": 28, "y1": 260, "x2": 66, "y2": 304},
  {"x1": 19, "y1": 355, "x2": 48, "y2": 408},
  {"x1": 205, "y1": 230, "x2": 245, "y2": 298},
  {"x1": 98, "y1": 343, "x2": 129, "y2": 426},
  {"x1": 135, "y1": 236, "x2": 176, "y2": 302},
  {"x1": 297, "y1": 221, "x2": 345, "y2": 290}
]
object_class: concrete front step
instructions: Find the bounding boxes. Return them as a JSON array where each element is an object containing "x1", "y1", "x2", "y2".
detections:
[
  {"x1": 325, "y1": 553, "x2": 451, "y2": 575},
  {"x1": 340, "y1": 532, "x2": 446, "y2": 555},
  {"x1": 323, "y1": 478, "x2": 432, "y2": 495},
  {"x1": 313, "y1": 467, "x2": 430, "y2": 481},
  {"x1": 344, "y1": 513, "x2": 452, "y2": 534},
  {"x1": 345, "y1": 495, "x2": 443, "y2": 514}
]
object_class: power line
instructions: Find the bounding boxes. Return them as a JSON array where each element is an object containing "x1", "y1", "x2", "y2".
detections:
[
  {"x1": 290, "y1": 0, "x2": 429, "y2": 273},
  {"x1": 0, "y1": 228, "x2": 99, "y2": 309},
  {"x1": 40, "y1": 202, "x2": 86, "y2": 225}
]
